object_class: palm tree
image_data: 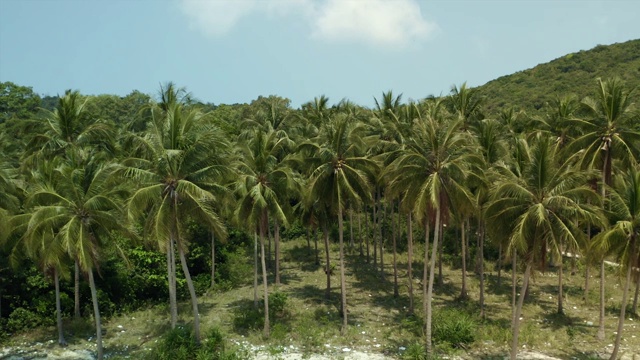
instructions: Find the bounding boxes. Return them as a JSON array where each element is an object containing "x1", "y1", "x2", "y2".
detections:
[
  {"x1": 23, "y1": 90, "x2": 115, "y2": 320},
  {"x1": 304, "y1": 113, "x2": 376, "y2": 333},
  {"x1": 124, "y1": 100, "x2": 230, "y2": 343},
  {"x1": 24, "y1": 160, "x2": 128, "y2": 360},
  {"x1": 234, "y1": 129, "x2": 298, "y2": 336},
  {"x1": 387, "y1": 102, "x2": 477, "y2": 355},
  {"x1": 593, "y1": 166, "x2": 640, "y2": 360},
  {"x1": 486, "y1": 133, "x2": 602, "y2": 360},
  {"x1": 568, "y1": 77, "x2": 638, "y2": 340}
]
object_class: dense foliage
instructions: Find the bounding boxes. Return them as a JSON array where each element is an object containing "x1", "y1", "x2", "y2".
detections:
[{"x1": 1, "y1": 40, "x2": 639, "y2": 360}]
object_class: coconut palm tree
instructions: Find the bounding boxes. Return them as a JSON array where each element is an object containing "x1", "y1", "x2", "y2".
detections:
[
  {"x1": 303, "y1": 113, "x2": 376, "y2": 333},
  {"x1": 592, "y1": 166, "x2": 640, "y2": 360},
  {"x1": 234, "y1": 128, "x2": 298, "y2": 336},
  {"x1": 568, "y1": 77, "x2": 638, "y2": 340},
  {"x1": 124, "y1": 100, "x2": 230, "y2": 344},
  {"x1": 486, "y1": 133, "x2": 602, "y2": 360},
  {"x1": 23, "y1": 90, "x2": 115, "y2": 320},
  {"x1": 24, "y1": 160, "x2": 129, "y2": 360},
  {"x1": 387, "y1": 101, "x2": 477, "y2": 355}
]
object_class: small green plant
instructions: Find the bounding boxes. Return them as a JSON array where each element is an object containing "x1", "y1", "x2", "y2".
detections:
[
  {"x1": 432, "y1": 308, "x2": 476, "y2": 349},
  {"x1": 402, "y1": 342, "x2": 427, "y2": 360}
]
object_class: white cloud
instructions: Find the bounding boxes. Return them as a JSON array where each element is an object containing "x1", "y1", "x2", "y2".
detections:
[
  {"x1": 179, "y1": 0, "x2": 437, "y2": 47},
  {"x1": 311, "y1": 0, "x2": 437, "y2": 47}
]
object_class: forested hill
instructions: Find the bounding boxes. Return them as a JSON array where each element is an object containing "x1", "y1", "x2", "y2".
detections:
[{"x1": 475, "y1": 39, "x2": 640, "y2": 113}]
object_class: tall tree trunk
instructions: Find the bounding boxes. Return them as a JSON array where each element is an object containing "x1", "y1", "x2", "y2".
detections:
[
  {"x1": 512, "y1": 252, "x2": 517, "y2": 323},
  {"x1": 314, "y1": 228, "x2": 319, "y2": 266},
  {"x1": 478, "y1": 218, "x2": 485, "y2": 319},
  {"x1": 267, "y1": 216, "x2": 273, "y2": 271},
  {"x1": 254, "y1": 232, "x2": 259, "y2": 308},
  {"x1": 260, "y1": 214, "x2": 270, "y2": 337},
  {"x1": 275, "y1": 218, "x2": 281, "y2": 286},
  {"x1": 460, "y1": 219, "x2": 468, "y2": 299},
  {"x1": 306, "y1": 228, "x2": 311, "y2": 256},
  {"x1": 323, "y1": 223, "x2": 331, "y2": 300},
  {"x1": 167, "y1": 238, "x2": 177, "y2": 329},
  {"x1": 585, "y1": 223, "x2": 591, "y2": 302},
  {"x1": 373, "y1": 198, "x2": 378, "y2": 267},
  {"x1": 609, "y1": 238, "x2": 636, "y2": 360},
  {"x1": 392, "y1": 201, "x2": 398, "y2": 298},
  {"x1": 338, "y1": 207, "x2": 348, "y2": 334},
  {"x1": 365, "y1": 207, "x2": 370, "y2": 263},
  {"x1": 422, "y1": 219, "x2": 430, "y2": 323},
  {"x1": 632, "y1": 270, "x2": 640, "y2": 315},
  {"x1": 178, "y1": 244, "x2": 201, "y2": 344},
  {"x1": 88, "y1": 270, "x2": 103, "y2": 360},
  {"x1": 211, "y1": 231, "x2": 216, "y2": 288},
  {"x1": 597, "y1": 260, "x2": 605, "y2": 340},
  {"x1": 510, "y1": 264, "x2": 532, "y2": 360},
  {"x1": 558, "y1": 252, "x2": 564, "y2": 314},
  {"x1": 407, "y1": 212, "x2": 414, "y2": 314},
  {"x1": 349, "y1": 209, "x2": 354, "y2": 250},
  {"x1": 74, "y1": 259, "x2": 80, "y2": 319},
  {"x1": 358, "y1": 212, "x2": 363, "y2": 257},
  {"x1": 425, "y1": 207, "x2": 441, "y2": 356},
  {"x1": 497, "y1": 243, "x2": 503, "y2": 289},
  {"x1": 379, "y1": 197, "x2": 385, "y2": 279},
  {"x1": 438, "y1": 221, "x2": 444, "y2": 286},
  {"x1": 54, "y1": 268, "x2": 67, "y2": 346}
]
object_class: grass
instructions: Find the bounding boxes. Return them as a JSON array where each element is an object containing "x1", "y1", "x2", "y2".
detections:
[{"x1": 3, "y1": 236, "x2": 640, "y2": 359}]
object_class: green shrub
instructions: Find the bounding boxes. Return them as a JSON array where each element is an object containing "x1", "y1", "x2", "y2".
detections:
[
  {"x1": 432, "y1": 308, "x2": 476, "y2": 349},
  {"x1": 7, "y1": 307, "x2": 45, "y2": 332},
  {"x1": 218, "y1": 248, "x2": 252, "y2": 289},
  {"x1": 145, "y1": 326, "x2": 197, "y2": 360}
]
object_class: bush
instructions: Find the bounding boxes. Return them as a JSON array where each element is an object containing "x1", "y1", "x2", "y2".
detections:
[
  {"x1": 432, "y1": 308, "x2": 476, "y2": 349},
  {"x1": 218, "y1": 248, "x2": 252, "y2": 289},
  {"x1": 7, "y1": 307, "x2": 45, "y2": 333},
  {"x1": 231, "y1": 291, "x2": 290, "y2": 334}
]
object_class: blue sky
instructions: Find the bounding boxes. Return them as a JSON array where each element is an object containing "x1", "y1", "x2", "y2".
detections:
[{"x1": 0, "y1": 0, "x2": 638, "y2": 108}]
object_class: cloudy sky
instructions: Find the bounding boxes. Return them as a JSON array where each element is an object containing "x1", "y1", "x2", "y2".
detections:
[{"x1": 0, "y1": 0, "x2": 638, "y2": 107}]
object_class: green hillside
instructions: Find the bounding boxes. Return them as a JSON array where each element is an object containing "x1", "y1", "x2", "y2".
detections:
[{"x1": 476, "y1": 39, "x2": 640, "y2": 113}]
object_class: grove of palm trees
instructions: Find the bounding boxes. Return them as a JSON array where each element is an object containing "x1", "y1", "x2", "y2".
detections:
[{"x1": 1, "y1": 44, "x2": 640, "y2": 360}]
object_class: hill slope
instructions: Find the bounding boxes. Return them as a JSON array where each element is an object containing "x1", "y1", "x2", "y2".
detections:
[{"x1": 476, "y1": 39, "x2": 640, "y2": 113}]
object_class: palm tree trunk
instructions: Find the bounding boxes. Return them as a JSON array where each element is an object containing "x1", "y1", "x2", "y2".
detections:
[
  {"x1": 460, "y1": 219, "x2": 468, "y2": 299},
  {"x1": 267, "y1": 216, "x2": 273, "y2": 271},
  {"x1": 167, "y1": 237, "x2": 177, "y2": 329},
  {"x1": 438, "y1": 221, "x2": 443, "y2": 286},
  {"x1": 349, "y1": 209, "x2": 354, "y2": 250},
  {"x1": 254, "y1": 232, "x2": 258, "y2": 308},
  {"x1": 479, "y1": 219, "x2": 485, "y2": 319},
  {"x1": 422, "y1": 219, "x2": 430, "y2": 323},
  {"x1": 338, "y1": 207, "x2": 348, "y2": 334},
  {"x1": 54, "y1": 268, "x2": 67, "y2": 346},
  {"x1": 609, "y1": 237, "x2": 636, "y2": 360},
  {"x1": 425, "y1": 207, "x2": 441, "y2": 356},
  {"x1": 178, "y1": 244, "x2": 201, "y2": 344},
  {"x1": 498, "y1": 243, "x2": 503, "y2": 289},
  {"x1": 373, "y1": 199, "x2": 378, "y2": 267},
  {"x1": 211, "y1": 231, "x2": 216, "y2": 288},
  {"x1": 323, "y1": 223, "x2": 331, "y2": 300},
  {"x1": 512, "y1": 252, "x2": 517, "y2": 324},
  {"x1": 314, "y1": 228, "x2": 319, "y2": 266},
  {"x1": 365, "y1": 208, "x2": 370, "y2": 263},
  {"x1": 510, "y1": 263, "x2": 532, "y2": 360},
  {"x1": 632, "y1": 271, "x2": 639, "y2": 315},
  {"x1": 306, "y1": 228, "x2": 311, "y2": 256},
  {"x1": 358, "y1": 212, "x2": 364, "y2": 257},
  {"x1": 275, "y1": 218, "x2": 281, "y2": 286},
  {"x1": 88, "y1": 270, "x2": 103, "y2": 360},
  {"x1": 260, "y1": 214, "x2": 270, "y2": 337},
  {"x1": 597, "y1": 260, "x2": 605, "y2": 340},
  {"x1": 379, "y1": 198, "x2": 385, "y2": 278},
  {"x1": 74, "y1": 259, "x2": 80, "y2": 319},
  {"x1": 558, "y1": 253, "x2": 564, "y2": 314},
  {"x1": 407, "y1": 212, "x2": 414, "y2": 314},
  {"x1": 392, "y1": 201, "x2": 398, "y2": 298}
]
